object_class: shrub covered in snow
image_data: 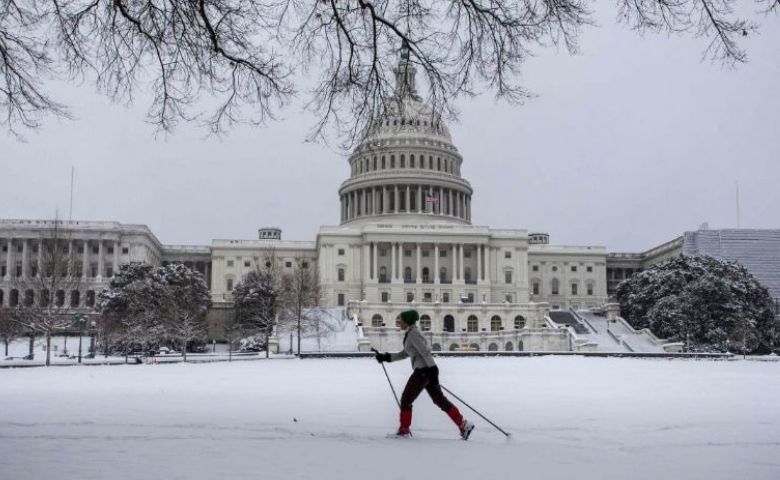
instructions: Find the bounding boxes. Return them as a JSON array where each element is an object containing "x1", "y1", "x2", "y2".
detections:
[{"x1": 616, "y1": 255, "x2": 779, "y2": 354}]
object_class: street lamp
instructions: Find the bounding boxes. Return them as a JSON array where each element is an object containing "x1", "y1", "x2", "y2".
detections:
[{"x1": 76, "y1": 315, "x2": 88, "y2": 364}]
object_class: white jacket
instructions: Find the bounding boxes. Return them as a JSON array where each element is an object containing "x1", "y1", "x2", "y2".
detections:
[{"x1": 390, "y1": 325, "x2": 437, "y2": 369}]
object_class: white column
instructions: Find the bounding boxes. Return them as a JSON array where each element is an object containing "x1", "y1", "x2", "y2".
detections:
[
  {"x1": 405, "y1": 186, "x2": 410, "y2": 212},
  {"x1": 4, "y1": 239, "x2": 12, "y2": 280},
  {"x1": 394, "y1": 186, "x2": 399, "y2": 213},
  {"x1": 82, "y1": 240, "x2": 89, "y2": 279},
  {"x1": 97, "y1": 240, "x2": 104, "y2": 279},
  {"x1": 448, "y1": 190, "x2": 453, "y2": 216},
  {"x1": 477, "y1": 244, "x2": 482, "y2": 283},
  {"x1": 112, "y1": 241, "x2": 119, "y2": 276},
  {"x1": 21, "y1": 239, "x2": 29, "y2": 279},
  {"x1": 416, "y1": 243, "x2": 421, "y2": 284},
  {"x1": 418, "y1": 186, "x2": 423, "y2": 213},
  {"x1": 391, "y1": 242, "x2": 397, "y2": 281},
  {"x1": 399, "y1": 242, "x2": 405, "y2": 281},
  {"x1": 363, "y1": 243, "x2": 370, "y2": 281},
  {"x1": 372, "y1": 242, "x2": 378, "y2": 281},
  {"x1": 452, "y1": 243, "x2": 457, "y2": 281},
  {"x1": 434, "y1": 243, "x2": 439, "y2": 284},
  {"x1": 459, "y1": 243, "x2": 464, "y2": 280}
]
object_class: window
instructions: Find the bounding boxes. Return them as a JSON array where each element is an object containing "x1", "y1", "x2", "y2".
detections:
[
  {"x1": 571, "y1": 265, "x2": 577, "y2": 272},
  {"x1": 532, "y1": 281, "x2": 540, "y2": 295},
  {"x1": 422, "y1": 267, "x2": 430, "y2": 283},
  {"x1": 92, "y1": 246, "x2": 99, "y2": 254},
  {"x1": 227, "y1": 260, "x2": 234, "y2": 267},
  {"x1": 302, "y1": 262, "x2": 309, "y2": 269},
  {"x1": 587, "y1": 266, "x2": 593, "y2": 273},
  {"x1": 420, "y1": 315, "x2": 431, "y2": 331},
  {"x1": 552, "y1": 266, "x2": 558, "y2": 272},
  {"x1": 532, "y1": 265, "x2": 539, "y2": 272},
  {"x1": 372, "y1": 314, "x2": 383, "y2": 327},
  {"x1": 491, "y1": 315, "x2": 501, "y2": 331},
  {"x1": 379, "y1": 266, "x2": 388, "y2": 283},
  {"x1": 514, "y1": 315, "x2": 526, "y2": 329},
  {"x1": 105, "y1": 265, "x2": 113, "y2": 277},
  {"x1": 587, "y1": 283, "x2": 594, "y2": 296},
  {"x1": 122, "y1": 247, "x2": 129, "y2": 254},
  {"x1": 422, "y1": 249, "x2": 430, "y2": 257},
  {"x1": 440, "y1": 250, "x2": 447, "y2": 257},
  {"x1": 423, "y1": 292, "x2": 432, "y2": 302},
  {"x1": 404, "y1": 249, "x2": 412, "y2": 257},
  {"x1": 380, "y1": 249, "x2": 388, "y2": 257},
  {"x1": 504, "y1": 270, "x2": 512, "y2": 284},
  {"x1": 551, "y1": 278, "x2": 560, "y2": 295},
  {"x1": 404, "y1": 267, "x2": 412, "y2": 282},
  {"x1": 338, "y1": 268, "x2": 345, "y2": 282},
  {"x1": 337, "y1": 293, "x2": 345, "y2": 306},
  {"x1": 226, "y1": 278, "x2": 233, "y2": 291},
  {"x1": 338, "y1": 249, "x2": 345, "y2": 256},
  {"x1": 467, "y1": 293, "x2": 474, "y2": 303},
  {"x1": 571, "y1": 283, "x2": 578, "y2": 295},
  {"x1": 285, "y1": 261, "x2": 292, "y2": 268},
  {"x1": 90, "y1": 264, "x2": 98, "y2": 278},
  {"x1": 504, "y1": 251, "x2": 511, "y2": 259},
  {"x1": 381, "y1": 292, "x2": 389, "y2": 303},
  {"x1": 464, "y1": 250, "x2": 472, "y2": 258},
  {"x1": 406, "y1": 292, "x2": 414, "y2": 302},
  {"x1": 505, "y1": 294, "x2": 513, "y2": 303},
  {"x1": 467, "y1": 315, "x2": 478, "y2": 332},
  {"x1": 244, "y1": 261, "x2": 251, "y2": 267},
  {"x1": 442, "y1": 292, "x2": 449, "y2": 303}
]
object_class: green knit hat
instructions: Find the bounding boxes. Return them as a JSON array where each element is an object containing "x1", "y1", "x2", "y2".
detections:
[{"x1": 399, "y1": 310, "x2": 419, "y2": 325}]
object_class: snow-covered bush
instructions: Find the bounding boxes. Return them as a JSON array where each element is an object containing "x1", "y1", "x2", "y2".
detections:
[{"x1": 616, "y1": 255, "x2": 779, "y2": 353}]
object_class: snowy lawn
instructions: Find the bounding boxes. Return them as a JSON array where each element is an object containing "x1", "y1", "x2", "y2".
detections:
[{"x1": 0, "y1": 357, "x2": 778, "y2": 480}]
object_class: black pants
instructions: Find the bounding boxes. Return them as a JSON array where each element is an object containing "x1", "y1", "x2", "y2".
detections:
[{"x1": 400, "y1": 366, "x2": 454, "y2": 412}]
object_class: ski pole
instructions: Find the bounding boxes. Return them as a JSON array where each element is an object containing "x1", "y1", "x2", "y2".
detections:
[
  {"x1": 371, "y1": 348, "x2": 401, "y2": 409},
  {"x1": 440, "y1": 384, "x2": 511, "y2": 437}
]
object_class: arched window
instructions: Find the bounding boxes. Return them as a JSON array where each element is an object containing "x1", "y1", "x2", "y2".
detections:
[
  {"x1": 551, "y1": 278, "x2": 560, "y2": 295},
  {"x1": 9, "y1": 289, "x2": 19, "y2": 307},
  {"x1": 410, "y1": 155, "x2": 415, "y2": 168},
  {"x1": 390, "y1": 155, "x2": 395, "y2": 168},
  {"x1": 488, "y1": 343, "x2": 498, "y2": 351},
  {"x1": 443, "y1": 314, "x2": 455, "y2": 332},
  {"x1": 39, "y1": 289, "x2": 49, "y2": 307},
  {"x1": 571, "y1": 282, "x2": 578, "y2": 296},
  {"x1": 469, "y1": 343, "x2": 480, "y2": 351},
  {"x1": 437, "y1": 157, "x2": 441, "y2": 170},
  {"x1": 86, "y1": 290, "x2": 95, "y2": 307},
  {"x1": 55, "y1": 290, "x2": 65, "y2": 307},
  {"x1": 422, "y1": 267, "x2": 430, "y2": 283},
  {"x1": 439, "y1": 267, "x2": 447, "y2": 283},
  {"x1": 517, "y1": 340, "x2": 524, "y2": 352},
  {"x1": 586, "y1": 282, "x2": 595, "y2": 296},
  {"x1": 449, "y1": 343, "x2": 459, "y2": 351},
  {"x1": 373, "y1": 156, "x2": 377, "y2": 170},
  {"x1": 429, "y1": 156, "x2": 433, "y2": 169},
  {"x1": 24, "y1": 289, "x2": 34, "y2": 307},
  {"x1": 70, "y1": 290, "x2": 80, "y2": 308},
  {"x1": 514, "y1": 315, "x2": 526, "y2": 329},
  {"x1": 490, "y1": 315, "x2": 501, "y2": 332},
  {"x1": 404, "y1": 267, "x2": 412, "y2": 283},
  {"x1": 467, "y1": 315, "x2": 478, "y2": 332},
  {"x1": 420, "y1": 315, "x2": 431, "y2": 331},
  {"x1": 371, "y1": 314, "x2": 383, "y2": 327},
  {"x1": 432, "y1": 343, "x2": 441, "y2": 351},
  {"x1": 505, "y1": 342, "x2": 514, "y2": 351},
  {"x1": 379, "y1": 266, "x2": 388, "y2": 283},
  {"x1": 400, "y1": 155, "x2": 405, "y2": 168},
  {"x1": 464, "y1": 267, "x2": 472, "y2": 283},
  {"x1": 381, "y1": 156, "x2": 386, "y2": 169}
]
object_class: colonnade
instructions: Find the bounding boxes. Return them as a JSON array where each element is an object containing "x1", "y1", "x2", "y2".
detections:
[
  {"x1": 362, "y1": 241, "x2": 491, "y2": 284},
  {"x1": 341, "y1": 185, "x2": 471, "y2": 223}
]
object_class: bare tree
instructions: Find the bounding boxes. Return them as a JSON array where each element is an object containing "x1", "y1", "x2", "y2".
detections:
[
  {"x1": 278, "y1": 255, "x2": 321, "y2": 356},
  {"x1": 0, "y1": 306, "x2": 24, "y2": 356},
  {"x1": 2, "y1": 1, "x2": 776, "y2": 141},
  {"x1": 9, "y1": 220, "x2": 85, "y2": 366}
]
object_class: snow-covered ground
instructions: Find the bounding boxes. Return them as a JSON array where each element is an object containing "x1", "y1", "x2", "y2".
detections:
[{"x1": 1, "y1": 357, "x2": 778, "y2": 480}]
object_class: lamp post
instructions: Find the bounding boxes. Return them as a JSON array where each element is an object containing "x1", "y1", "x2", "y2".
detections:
[{"x1": 76, "y1": 315, "x2": 87, "y2": 364}]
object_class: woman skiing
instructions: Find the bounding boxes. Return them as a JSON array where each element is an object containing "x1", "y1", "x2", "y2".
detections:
[{"x1": 375, "y1": 309, "x2": 475, "y2": 440}]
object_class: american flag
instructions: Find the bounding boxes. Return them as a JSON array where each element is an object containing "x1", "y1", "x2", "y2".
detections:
[{"x1": 426, "y1": 194, "x2": 439, "y2": 204}]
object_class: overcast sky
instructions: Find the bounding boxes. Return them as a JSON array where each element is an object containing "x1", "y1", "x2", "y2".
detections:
[{"x1": 2, "y1": 7, "x2": 778, "y2": 253}]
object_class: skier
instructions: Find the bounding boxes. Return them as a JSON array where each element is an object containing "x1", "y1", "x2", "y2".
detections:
[{"x1": 375, "y1": 309, "x2": 475, "y2": 440}]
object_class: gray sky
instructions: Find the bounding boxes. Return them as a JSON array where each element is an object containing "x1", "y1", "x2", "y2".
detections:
[{"x1": 2, "y1": 7, "x2": 778, "y2": 252}]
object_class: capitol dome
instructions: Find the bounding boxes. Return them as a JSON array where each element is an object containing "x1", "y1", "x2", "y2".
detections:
[{"x1": 338, "y1": 45, "x2": 473, "y2": 226}]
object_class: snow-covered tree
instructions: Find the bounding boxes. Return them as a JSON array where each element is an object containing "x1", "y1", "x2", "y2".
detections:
[
  {"x1": 278, "y1": 257, "x2": 322, "y2": 356},
  {"x1": 616, "y1": 255, "x2": 778, "y2": 354},
  {"x1": 0, "y1": 307, "x2": 25, "y2": 356},
  {"x1": 157, "y1": 263, "x2": 211, "y2": 362},
  {"x1": 233, "y1": 269, "x2": 277, "y2": 357}
]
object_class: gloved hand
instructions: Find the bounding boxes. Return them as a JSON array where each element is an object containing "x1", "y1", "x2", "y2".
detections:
[{"x1": 375, "y1": 351, "x2": 391, "y2": 363}]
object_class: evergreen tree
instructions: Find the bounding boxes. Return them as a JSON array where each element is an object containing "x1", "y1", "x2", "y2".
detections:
[
  {"x1": 616, "y1": 256, "x2": 778, "y2": 353},
  {"x1": 233, "y1": 269, "x2": 277, "y2": 357}
]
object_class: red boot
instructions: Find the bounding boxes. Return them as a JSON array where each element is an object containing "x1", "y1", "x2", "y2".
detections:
[
  {"x1": 395, "y1": 409, "x2": 413, "y2": 437},
  {"x1": 447, "y1": 406, "x2": 475, "y2": 440}
]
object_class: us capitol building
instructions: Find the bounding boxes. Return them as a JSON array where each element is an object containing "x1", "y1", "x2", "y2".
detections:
[{"x1": 5, "y1": 48, "x2": 772, "y2": 353}]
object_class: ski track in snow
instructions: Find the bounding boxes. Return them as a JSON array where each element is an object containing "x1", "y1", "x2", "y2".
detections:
[{"x1": 0, "y1": 356, "x2": 779, "y2": 480}]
